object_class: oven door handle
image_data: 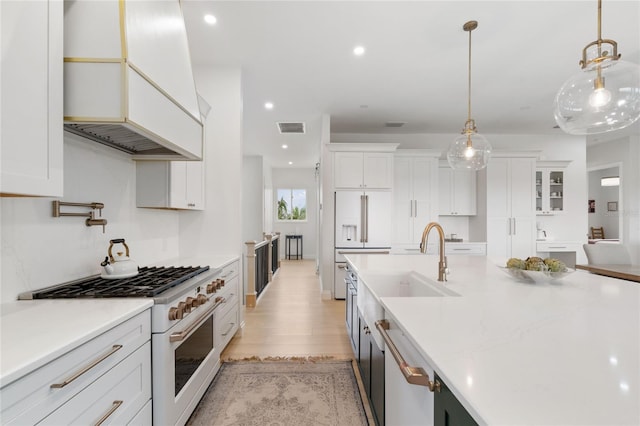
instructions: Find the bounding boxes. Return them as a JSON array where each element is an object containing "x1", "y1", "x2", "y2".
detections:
[{"x1": 170, "y1": 297, "x2": 225, "y2": 342}]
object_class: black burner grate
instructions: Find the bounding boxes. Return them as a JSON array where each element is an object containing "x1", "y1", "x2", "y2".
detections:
[{"x1": 31, "y1": 266, "x2": 210, "y2": 299}]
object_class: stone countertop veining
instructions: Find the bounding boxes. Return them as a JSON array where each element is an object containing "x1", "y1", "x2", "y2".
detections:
[
  {"x1": 345, "y1": 254, "x2": 640, "y2": 426},
  {"x1": 0, "y1": 299, "x2": 153, "y2": 387}
]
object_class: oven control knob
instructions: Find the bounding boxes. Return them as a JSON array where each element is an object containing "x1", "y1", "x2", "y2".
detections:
[
  {"x1": 168, "y1": 306, "x2": 183, "y2": 320},
  {"x1": 216, "y1": 279, "x2": 222, "y2": 290},
  {"x1": 197, "y1": 294, "x2": 208, "y2": 305},
  {"x1": 206, "y1": 281, "x2": 216, "y2": 294},
  {"x1": 219, "y1": 279, "x2": 225, "y2": 287},
  {"x1": 179, "y1": 301, "x2": 189, "y2": 314},
  {"x1": 187, "y1": 296, "x2": 197, "y2": 308}
]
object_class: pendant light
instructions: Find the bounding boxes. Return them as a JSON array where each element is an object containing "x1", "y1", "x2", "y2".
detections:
[
  {"x1": 447, "y1": 21, "x2": 491, "y2": 171},
  {"x1": 554, "y1": 0, "x2": 640, "y2": 135}
]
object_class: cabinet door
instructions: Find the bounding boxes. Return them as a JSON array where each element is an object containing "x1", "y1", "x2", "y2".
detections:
[
  {"x1": 486, "y1": 217, "x2": 511, "y2": 259},
  {"x1": 486, "y1": 159, "x2": 510, "y2": 217},
  {"x1": 434, "y1": 373, "x2": 478, "y2": 426},
  {"x1": 364, "y1": 191, "x2": 392, "y2": 248},
  {"x1": 358, "y1": 313, "x2": 371, "y2": 396},
  {"x1": 438, "y1": 168, "x2": 454, "y2": 215},
  {"x1": 511, "y1": 216, "x2": 535, "y2": 259},
  {"x1": 334, "y1": 152, "x2": 364, "y2": 188},
  {"x1": 453, "y1": 169, "x2": 476, "y2": 215},
  {"x1": 363, "y1": 153, "x2": 393, "y2": 189},
  {"x1": 185, "y1": 160, "x2": 204, "y2": 209},
  {"x1": 510, "y1": 158, "x2": 535, "y2": 217},
  {"x1": 169, "y1": 161, "x2": 188, "y2": 209},
  {"x1": 412, "y1": 158, "x2": 436, "y2": 240},
  {"x1": 392, "y1": 157, "x2": 413, "y2": 245},
  {"x1": 370, "y1": 337, "x2": 385, "y2": 426},
  {"x1": 1, "y1": 0, "x2": 63, "y2": 196}
]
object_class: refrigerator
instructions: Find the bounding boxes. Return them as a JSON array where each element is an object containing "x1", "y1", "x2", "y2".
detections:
[{"x1": 334, "y1": 190, "x2": 392, "y2": 299}]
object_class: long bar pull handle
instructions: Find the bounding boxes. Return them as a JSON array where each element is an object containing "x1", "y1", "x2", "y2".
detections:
[
  {"x1": 222, "y1": 322, "x2": 236, "y2": 337},
  {"x1": 170, "y1": 297, "x2": 225, "y2": 342},
  {"x1": 375, "y1": 320, "x2": 440, "y2": 392},
  {"x1": 512, "y1": 217, "x2": 516, "y2": 235},
  {"x1": 51, "y1": 345, "x2": 122, "y2": 388},
  {"x1": 364, "y1": 195, "x2": 369, "y2": 243},
  {"x1": 360, "y1": 195, "x2": 365, "y2": 243},
  {"x1": 95, "y1": 400, "x2": 123, "y2": 426},
  {"x1": 338, "y1": 250, "x2": 390, "y2": 255}
]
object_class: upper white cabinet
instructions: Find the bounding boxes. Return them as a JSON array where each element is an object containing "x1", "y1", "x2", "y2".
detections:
[
  {"x1": 392, "y1": 154, "x2": 439, "y2": 246},
  {"x1": 438, "y1": 166, "x2": 476, "y2": 216},
  {"x1": 334, "y1": 152, "x2": 393, "y2": 189},
  {"x1": 536, "y1": 162, "x2": 570, "y2": 215},
  {"x1": 136, "y1": 161, "x2": 204, "y2": 210},
  {"x1": 1, "y1": 0, "x2": 63, "y2": 196},
  {"x1": 485, "y1": 157, "x2": 536, "y2": 259}
]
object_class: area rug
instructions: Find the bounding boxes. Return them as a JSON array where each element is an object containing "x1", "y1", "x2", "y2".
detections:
[{"x1": 186, "y1": 357, "x2": 370, "y2": 426}]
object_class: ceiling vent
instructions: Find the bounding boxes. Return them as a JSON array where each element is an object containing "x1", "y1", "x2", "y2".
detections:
[
  {"x1": 385, "y1": 122, "x2": 406, "y2": 128},
  {"x1": 277, "y1": 122, "x2": 305, "y2": 134}
]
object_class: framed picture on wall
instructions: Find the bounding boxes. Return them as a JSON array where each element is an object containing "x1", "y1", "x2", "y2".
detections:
[
  {"x1": 588, "y1": 199, "x2": 595, "y2": 213},
  {"x1": 607, "y1": 201, "x2": 618, "y2": 212}
]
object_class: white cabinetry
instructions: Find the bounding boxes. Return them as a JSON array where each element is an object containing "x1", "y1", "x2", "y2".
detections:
[
  {"x1": 486, "y1": 157, "x2": 536, "y2": 259},
  {"x1": 536, "y1": 162, "x2": 570, "y2": 215},
  {"x1": 334, "y1": 152, "x2": 394, "y2": 189},
  {"x1": 1, "y1": 0, "x2": 63, "y2": 196},
  {"x1": 438, "y1": 166, "x2": 476, "y2": 216},
  {"x1": 0, "y1": 310, "x2": 151, "y2": 425},
  {"x1": 215, "y1": 260, "x2": 240, "y2": 351},
  {"x1": 393, "y1": 154, "x2": 439, "y2": 246},
  {"x1": 136, "y1": 161, "x2": 204, "y2": 210}
]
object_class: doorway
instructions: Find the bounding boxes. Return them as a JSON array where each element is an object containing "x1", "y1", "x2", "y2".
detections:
[{"x1": 587, "y1": 164, "x2": 622, "y2": 241}]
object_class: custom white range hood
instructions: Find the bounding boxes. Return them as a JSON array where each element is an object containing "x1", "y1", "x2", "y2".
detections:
[{"x1": 64, "y1": 0, "x2": 203, "y2": 160}]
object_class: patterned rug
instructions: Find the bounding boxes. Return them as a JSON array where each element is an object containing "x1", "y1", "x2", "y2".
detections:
[{"x1": 187, "y1": 358, "x2": 370, "y2": 426}]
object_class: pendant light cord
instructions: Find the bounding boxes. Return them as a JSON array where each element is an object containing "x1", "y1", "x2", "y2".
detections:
[{"x1": 467, "y1": 27, "x2": 472, "y2": 123}]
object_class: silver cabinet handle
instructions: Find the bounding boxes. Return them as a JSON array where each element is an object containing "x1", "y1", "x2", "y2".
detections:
[
  {"x1": 170, "y1": 297, "x2": 224, "y2": 342},
  {"x1": 513, "y1": 217, "x2": 516, "y2": 234},
  {"x1": 222, "y1": 322, "x2": 236, "y2": 336},
  {"x1": 364, "y1": 195, "x2": 369, "y2": 243},
  {"x1": 375, "y1": 319, "x2": 440, "y2": 392},
  {"x1": 51, "y1": 345, "x2": 122, "y2": 389},
  {"x1": 360, "y1": 195, "x2": 366, "y2": 243},
  {"x1": 95, "y1": 400, "x2": 123, "y2": 426}
]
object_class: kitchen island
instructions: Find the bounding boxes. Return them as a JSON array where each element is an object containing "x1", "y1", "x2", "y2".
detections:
[{"x1": 346, "y1": 254, "x2": 639, "y2": 425}]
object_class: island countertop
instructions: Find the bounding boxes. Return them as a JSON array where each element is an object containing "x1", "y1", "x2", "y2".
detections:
[{"x1": 345, "y1": 254, "x2": 640, "y2": 426}]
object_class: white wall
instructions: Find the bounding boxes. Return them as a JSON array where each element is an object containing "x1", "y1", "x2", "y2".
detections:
[
  {"x1": 588, "y1": 167, "x2": 620, "y2": 238},
  {"x1": 0, "y1": 134, "x2": 180, "y2": 303},
  {"x1": 179, "y1": 66, "x2": 243, "y2": 259},
  {"x1": 271, "y1": 168, "x2": 318, "y2": 260},
  {"x1": 587, "y1": 135, "x2": 640, "y2": 264},
  {"x1": 242, "y1": 155, "x2": 264, "y2": 243}
]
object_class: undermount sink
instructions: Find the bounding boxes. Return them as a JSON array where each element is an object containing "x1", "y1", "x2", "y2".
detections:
[{"x1": 362, "y1": 271, "x2": 461, "y2": 299}]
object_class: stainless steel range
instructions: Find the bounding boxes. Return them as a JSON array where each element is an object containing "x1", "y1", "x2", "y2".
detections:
[{"x1": 19, "y1": 264, "x2": 230, "y2": 426}]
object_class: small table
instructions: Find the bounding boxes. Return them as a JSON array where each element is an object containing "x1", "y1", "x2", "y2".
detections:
[
  {"x1": 575, "y1": 264, "x2": 640, "y2": 283},
  {"x1": 285, "y1": 235, "x2": 303, "y2": 260}
]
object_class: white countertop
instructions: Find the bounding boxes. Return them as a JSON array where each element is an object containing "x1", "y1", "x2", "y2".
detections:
[
  {"x1": 346, "y1": 254, "x2": 640, "y2": 426},
  {"x1": 151, "y1": 253, "x2": 239, "y2": 271},
  {"x1": 0, "y1": 299, "x2": 153, "y2": 387}
]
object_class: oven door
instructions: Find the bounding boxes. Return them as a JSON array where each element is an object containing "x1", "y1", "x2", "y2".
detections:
[{"x1": 152, "y1": 297, "x2": 225, "y2": 426}]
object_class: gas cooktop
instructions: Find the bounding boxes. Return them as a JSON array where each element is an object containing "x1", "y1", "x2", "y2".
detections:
[{"x1": 21, "y1": 266, "x2": 210, "y2": 299}]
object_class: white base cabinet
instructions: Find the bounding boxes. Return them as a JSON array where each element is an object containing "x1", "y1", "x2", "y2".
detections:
[
  {"x1": 136, "y1": 160, "x2": 204, "y2": 210},
  {"x1": 1, "y1": 0, "x2": 63, "y2": 196},
  {"x1": 0, "y1": 310, "x2": 151, "y2": 425}
]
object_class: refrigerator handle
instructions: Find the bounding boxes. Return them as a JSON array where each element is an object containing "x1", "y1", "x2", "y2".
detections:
[
  {"x1": 513, "y1": 217, "x2": 516, "y2": 235},
  {"x1": 360, "y1": 195, "x2": 365, "y2": 243},
  {"x1": 364, "y1": 195, "x2": 369, "y2": 243},
  {"x1": 414, "y1": 200, "x2": 418, "y2": 217}
]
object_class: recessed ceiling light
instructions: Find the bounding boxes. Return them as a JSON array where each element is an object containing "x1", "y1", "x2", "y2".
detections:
[
  {"x1": 288, "y1": 161, "x2": 293, "y2": 165},
  {"x1": 353, "y1": 46, "x2": 365, "y2": 56},
  {"x1": 204, "y1": 14, "x2": 217, "y2": 25},
  {"x1": 264, "y1": 102, "x2": 274, "y2": 110},
  {"x1": 282, "y1": 144, "x2": 288, "y2": 149}
]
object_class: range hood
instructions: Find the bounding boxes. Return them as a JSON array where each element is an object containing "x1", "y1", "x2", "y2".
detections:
[{"x1": 64, "y1": 0, "x2": 203, "y2": 160}]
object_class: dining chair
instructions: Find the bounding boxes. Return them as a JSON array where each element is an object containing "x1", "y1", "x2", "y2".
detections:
[
  {"x1": 590, "y1": 226, "x2": 605, "y2": 239},
  {"x1": 583, "y1": 243, "x2": 631, "y2": 265}
]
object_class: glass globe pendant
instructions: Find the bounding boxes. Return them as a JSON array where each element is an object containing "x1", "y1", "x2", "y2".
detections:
[
  {"x1": 554, "y1": 0, "x2": 640, "y2": 135},
  {"x1": 447, "y1": 20, "x2": 491, "y2": 171}
]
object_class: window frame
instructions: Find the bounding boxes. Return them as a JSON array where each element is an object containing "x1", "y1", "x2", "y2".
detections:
[{"x1": 276, "y1": 188, "x2": 308, "y2": 222}]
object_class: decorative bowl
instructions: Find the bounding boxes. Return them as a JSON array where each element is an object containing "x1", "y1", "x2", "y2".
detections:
[{"x1": 498, "y1": 266, "x2": 575, "y2": 284}]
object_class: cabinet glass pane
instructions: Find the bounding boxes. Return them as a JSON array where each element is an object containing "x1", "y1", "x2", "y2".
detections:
[
  {"x1": 536, "y1": 171, "x2": 542, "y2": 212},
  {"x1": 549, "y1": 171, "x2": 563, "y2": 212}
]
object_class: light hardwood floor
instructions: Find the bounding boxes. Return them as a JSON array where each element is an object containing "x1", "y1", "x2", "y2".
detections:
[{"x1": 221, "y1": 259, "x2": 354, "y2": 360}]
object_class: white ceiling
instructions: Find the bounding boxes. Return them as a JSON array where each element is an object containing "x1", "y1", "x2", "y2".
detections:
[{"x1": 182, "y1": 1, "x2": 640, "y2": 168}]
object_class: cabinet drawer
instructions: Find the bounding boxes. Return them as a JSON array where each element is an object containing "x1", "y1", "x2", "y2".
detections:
[
  {"x1": 220, "y1": 260, "x2": 239, "y2": 282},
  {"x1": 1, "y1": 311, "x2": 150, "y2": 425},
  {"x1": 536, "y1": 242, "x2": 580, "y2": 252},
  {"x1": 40, "y1": 342, "x2": 151, "y2": 425},
  {"x1": 217, "y1": 304, "x2": 238, "y2": 348},
  {"x1": 445, "y1": 244, "x2": 486, "y2": 256}
]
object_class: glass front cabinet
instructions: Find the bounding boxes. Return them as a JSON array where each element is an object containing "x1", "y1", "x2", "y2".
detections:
[{"x1": 535, "y1": 162, "x2": 571, "y2": 215}]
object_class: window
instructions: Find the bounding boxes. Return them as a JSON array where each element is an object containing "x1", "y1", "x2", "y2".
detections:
[{"x1": 276, "y1": 189, "x2": 307, "y2": 221}]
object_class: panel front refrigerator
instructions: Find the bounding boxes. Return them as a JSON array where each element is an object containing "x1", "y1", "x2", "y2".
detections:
[{"x1": 334, "y1": 190, "x2": 392, "y2": 299}]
